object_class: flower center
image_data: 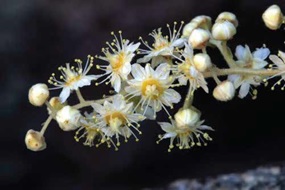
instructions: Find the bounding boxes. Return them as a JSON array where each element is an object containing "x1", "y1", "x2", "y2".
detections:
[
  {"x1": 153, "y1": 36, "x2": 169, "y2": 51},
  {"x1": 179, "y1": 62, "x2": 197, "y2": 80},
  {"x1": 65, "y1": 75, "x2": 82, "y2": 87},
  {"x1": 141, "y1": 78, "x2": 164, "y2": 99},
  {"x1": 105, "y1": 112, "x2": 126, "y2": 131},
  {"x1": 110, "y1": 52, "x2": 126, "y2": 71}
]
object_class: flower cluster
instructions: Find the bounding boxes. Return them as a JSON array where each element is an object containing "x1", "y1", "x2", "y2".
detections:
[{"x1": 26, "y1": 4, "x2": 285, "y2": 153}]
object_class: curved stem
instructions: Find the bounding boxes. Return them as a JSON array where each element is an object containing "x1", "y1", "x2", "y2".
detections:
[
  {"x1": 40, "y1": 115, "x2": 53, "y2": 135},
  {"x1": 72, "y1": 96, "x2": 114, "y2": 110},
  {"x1": 210, "y1": 40, "x2": 236, "y2": 68}
]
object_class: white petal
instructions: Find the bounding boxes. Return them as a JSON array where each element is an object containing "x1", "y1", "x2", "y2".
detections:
[
  {"x1": 269, "y1": 55, "x2": 285, "y2": 68},
  {"x1": 252, "y1": 59, "x2": 268, "y2": 69},
  {"x1": 91, "y1": 103, "x2": 105, "y2": 115},
  {"x1": 127, "y1": 42, "x2": 140, "y2": 53},
  {"x1": 120, "y1": 62, "x2": 131, "y2": 79},
  {"x1": 199, "y1": 125, "x2": 214, "y2": 131},
  {"x1": 235, "y1": 45, "x2": 251, "y2": 61},
  {"x1": 137, "y1": 55, "x2": 152, "y2": 63},
  {"x1": 163, "y1": 89, "x2": 181, "y2": 104},
  {"x1": 158, "y1": 122, "x2": 175, "y2": 133},
  {"x1": 154, "y1": 63, "x2": 170, "y2": 79},
  {"x1": 163, "y1": 132, "x2": 177, "y2": 139},
  {"x1": 253, "y1": 48, "x2": 270, "y2": 60},
  {"x1": 59, "y1": 87, "x2": 71, "y2": 103},
  {"x1": 178, "y1": 76, "x2": 188, "y2": 85},
  {"x1": 111, "y1": 75, "x2": 121, "y2": 92},
  {"x1": 131, "y1": 64, "x2": 146, "y2": 80},
  {"x1": 145, "y1": 63, "x2": 154, "y2": 77},
  {"x1": 171, "y1": 38, "x2": 185, "y2": 47},
  {"x1": 239, "y1": 83, "x2": 250, "y2": 98}
]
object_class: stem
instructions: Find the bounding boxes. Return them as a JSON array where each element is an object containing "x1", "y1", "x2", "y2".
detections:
[
  {"x1": 40, "y1": 115, "x2": 53, "y2": 135},
  {"x1": 72, "y1": 96, "x2": 114, "y2": 110},
  {"x1": 203, "y1": 68, "x2": 280, "y2": 78},
  {"x1": 210, "y1": 40, "x2": 236, "y2": 68},
  {"x1": 183, "y1": 87, "x2": 194, "y2": 109},
  {"x1": 76, "y1": 89, "x2": 85, "y2": 103},
  {"x1": 45, "y1": 101, "x2": 56, "y2": 118}
]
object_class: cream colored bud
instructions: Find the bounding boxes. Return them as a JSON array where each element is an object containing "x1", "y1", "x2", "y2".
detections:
[
  {"x1": 212, "y1": 21, "x2": 236, "y2": 41},
  {"x1": 28, "y1": 83, "x2": 49, "y2": 106},
  {"x1": 216, "y1": 12, "x2": 238, "y2": 27},
  {"x1": 188, "y1": 28, "x2": 210, "y2": 49},
  {"x1": 213, "y1": 80, "x2": 235, "y2": 101},
  {"x1": 262, "y1": 4, "x2": 283, "y2": 30},
  {"x1": 56, "y1": 106, "x2": 81, "y2": 131},
  {"x1": 182, "y1": 15, "x2": 212, "y2": 37},
  {"x1": 25, "y1": 129, "x2": 46, "y2": 151},
  {"x1": 47, "y1": 97, "x2": 66, "y2": 114},
  {"x1": 193, "y1": 53, "x2": 212, "y2": 72},
  {"x1": 174, "y1": 108, "x2": 200, "y2": 129}
]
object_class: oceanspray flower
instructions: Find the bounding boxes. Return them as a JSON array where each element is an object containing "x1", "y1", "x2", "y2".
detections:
[
  {"x1": 157, "y1": 108, "x2": 213, "y2": 151},
  {"x1": 137, "y1": 22, "x2": 185, "y2": 63},
  {"x1": 91, "y1": 94, "x2": 145, "y2": 146},
  {"x1": 125, "y1": 63, "x2": 181, "y2": 118},
  {"x1": 96, "y1": 31, "x2": 140, "y2": 92},
  {"x1": 48, "y1": 56, "x2": 98, "y2": 103},
  {"x1": 228, "y1": 45, "x2": 270, "y2": 98}
]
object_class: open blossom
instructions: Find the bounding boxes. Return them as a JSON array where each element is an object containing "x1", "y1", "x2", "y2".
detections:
[
  {"x1": 173, "y1": 44, "x2": 208, "y2": 93},
  {"x1": 125, "y1": 63, "x2": 181, "y2": 118},
  {"x1": 74, "y1": 116, "x2": 116, "y2": 149},
  {"x1": 157, "y1": 108, "x2": 213, "y2": 151},
  {"x1": 268, "y1": 51, "x2": 285, "y2": 90},
  {"x1": 91, "y1": 94, "x2": 145, "y2": 145},
  {"x1": 137, "y1": 22, "x2": 185, "y2": 63},
  {"x1": 228, "y1": 45, "x2": 270, "y2": 98},
  {"x1": 48, "y1": 56, "x2": 98, "y2": 103},
  {"x1": 96, "y1": 31, "x2": 140, "y2": 92}
]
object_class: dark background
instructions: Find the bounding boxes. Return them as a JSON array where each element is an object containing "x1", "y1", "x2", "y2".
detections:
[{"x1": 1, "y1": 0, "x2": 285, "y2": 189}]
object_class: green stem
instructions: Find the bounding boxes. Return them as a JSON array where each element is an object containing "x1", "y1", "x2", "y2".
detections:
[
  {"x1": 183, "y1": 87, "x2": 194, "y2": 109},
  {"x1": 40, "y1": 115, "x2": 53, "y2": 135},
  {"x1": 210, "y1": 39, "x2": 236, "y2": 68},
  {"x1": 72, "y1": 96, "x2": 114, "y2": 110},
  {"x1": 76, "y1": 89, "x2": 85, "y2": 103},
  {"x1": 203, "y1": 67, "x2": 280, "y2": 78}
]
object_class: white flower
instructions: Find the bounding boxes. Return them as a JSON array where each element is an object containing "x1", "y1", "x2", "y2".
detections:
[
  {"x1": 56, "y1": 106, "x2": 82, "y2": 131},
  {"x1": 48, "y1": 56, "x2": 98, "y2": 103},
  {"x1": 96, "y1": 31, "x2": 140, "y2": 92},
  {"x1": 157, "y1": 108, "x2": 213, "y2": 151},
  {"x1": 137, "y1": 22, "x2": 185, "y2": 63},
  {"x1": 74, "y1": 116, "x2": 115, "y2": 149},
  {"x1": 268, "y1": 51, "x2": 285, "y2": 90},
  {"x1": 228, "y1": 45, "x2": 270, "y2": 98},
  {"x1": 125, "y1": 63, "x2": 181, "y2": 118},
  {"x1": 174, "y1": 44, "x2": 209, "y2": 93},
  {"x1": 91, "y1": 94, "x2": 145, "y2": 145}
]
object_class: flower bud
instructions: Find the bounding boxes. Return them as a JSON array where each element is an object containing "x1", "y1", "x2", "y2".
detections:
[
  {"x1": 25, "y1": 129, "x2": 46, "y2": 151},
  {"x1": 213, "y1": 80, "x2": 235, "y2": 101},
  {"x1": 188, "y1": 28, "x2": 210, "y2": 49},
  {"x1": 193, "y1": 53, "x2": 212, "y2": 72},
  {"x1": 182, "y1": 15, "x2": 212, "y2": 37},
  {"x1": 212, "y1": 21, "x2": 236, "y2": 41},
  {"x1": 262, "y1": 4, "x2": 283, "y2": 30},
  {"x1": 47, "y1": 97, "x2": 66, "y2": 114},
  {"x1": 174, "y1": 108, "x2": 200, "y2": 129},
  {"x1": 28, "y1": 83, "x2": 49, "y2": 107},
  {"x1": 215, "y1": 12, "x2": 238, "y2": 27},
  {"x1": 56, "y1": 106, "x2": 81, "y2": 131}
]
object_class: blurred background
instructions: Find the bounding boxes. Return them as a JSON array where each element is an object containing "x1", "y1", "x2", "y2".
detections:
[{"x1": 1, "y1": 0, "x2": 285, "y2": 189}]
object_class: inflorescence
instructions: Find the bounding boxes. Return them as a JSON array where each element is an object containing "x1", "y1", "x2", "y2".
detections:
[{"x1": 26, "y1": 4, "x2": 285, "y2": 152}]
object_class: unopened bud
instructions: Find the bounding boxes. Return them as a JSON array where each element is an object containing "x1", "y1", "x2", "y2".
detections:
[
  {"x1": 193, "y1": 53, "x2": 212, "y2": 72},
  {"x1": 182, "y1": 16, "x2": 212, "y2": 37},
  {"x1": 213, "y1": 80, "x2": 235, "y2": 101},
  {"x1": 212, "y1": 21, "x2": 236, "y2": 41},
  {"x1": 216, "y1": 12, "x2": 238, "y2": 27},
  {"x1": 47, "y1": 97, "x2": 66, "y2": 114},
  {"x1": 28, "y1": 83, "x2": 49, "y2": 107},
  {"x1": 262, "y1": 4, "x2": 283, "y2": 30},
  {"x1": 174, "y1": 108, "x2": 200, "y2": 129},
  {"x1": 56, "y1": 106, "x2": 81, "y2": 131},
  {"x1": 25, "y1": 129, "x2": 46, "y2": 151},
  {"x1": 188, "y1": 28, "x2": 210, "y2": 49}
]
